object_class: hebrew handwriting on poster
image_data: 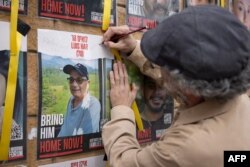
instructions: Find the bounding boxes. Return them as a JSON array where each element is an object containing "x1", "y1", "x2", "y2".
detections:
[
  {"x1": 38, "y1": 155, "x2": 105, "y2": 167},
  {"x1": 37, "y1": 29, "x2": 114, "y2": 159},
  {"x1": 38, "y1": 0, "x2": 116, "y2": 27},
  {"x1": 0, "y1": 21, "x2": 27, "y2": 161}
]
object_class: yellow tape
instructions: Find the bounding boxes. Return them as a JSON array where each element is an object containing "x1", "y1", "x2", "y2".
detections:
[
  {"x1": 102, "y1": 0, "x2": 111, "y2": 31},
  {"x1": 110, "y1": 49, "x2": 122, "y2": 61},
  {"x1": 0, "y1": 0, "x2": 20, "y2": 160},
  {"x1": 102, "y1": 0, "x2": 144, "y2": 132},
  {"x1": 110, "y1": 49, "x2": 144, "y2": 130},
  {"x1": 221, "y1": 0, "x2": 225, "y2": 7}
]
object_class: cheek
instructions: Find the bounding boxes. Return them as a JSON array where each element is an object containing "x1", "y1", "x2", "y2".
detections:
[{"x1": 81, "y1": 84, "x2": 88, "y2": 92}]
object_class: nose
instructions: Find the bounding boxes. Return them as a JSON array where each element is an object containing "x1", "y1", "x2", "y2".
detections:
[
  {"x1": 71, "y1": 79, "x2": 78, "y2": 86},
  {"x1": 153, "y1": 86, "x2": 164, "y2": 95}
]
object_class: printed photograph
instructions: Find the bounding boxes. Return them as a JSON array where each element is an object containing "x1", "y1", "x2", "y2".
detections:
[
  {"x1": 37, "y1": 29, "x2": 114, "y2": 159},
  {"x1": 0, "y1": 21, "x2": 27, "y2": 161},
  {"x1": 124, "y1": 60, "x2": 174, "y2": 144},
  {"x1": 0, "y1": 0, "x2": 27, "y2": 14},
  {"x1": 126, "y1": 0, "x2": 180, "y2": 29}
]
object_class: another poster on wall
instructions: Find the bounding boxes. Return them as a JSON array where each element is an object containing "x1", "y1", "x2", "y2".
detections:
[
  {"x1": 38, "y1": 155, "x2": 105, "y2": 167},
  {"x1": 38, "y1": 0, "x2": 116, "y2": 27},
  {"x1": 37, "y1": 29, "x2": 114, "y2": 159},
  {"x1": 126, "y1": 0, "x2": 179, "y2": 29},
  {"x1": 228, "y1": 0, "x2": 250, "y2": 30},
  {"x1": 0, "y1": 21, "x2": 27, "y2": 161},
  {"x1": 123, "y1": 60, "x2": 174, "y2": 144},
  {"x1": 0, "y1": 0, "x2": 28, "y2": 14}
]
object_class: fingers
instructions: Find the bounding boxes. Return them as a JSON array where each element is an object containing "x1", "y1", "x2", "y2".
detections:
[
  {"x1": 123, "y1": 63, "x2": 129, "y2": 89},
  {"x1": 109, "y1": 70, "x2": 115, "y2": 88},
  {"x1": 110, "y1": 62, "x2": 128, "y2": 87},
  {"x1": 103, "y1": 25, "x2": 129, "y2": 40},
  {"x1": 103, "y1": 25, "x2": 130, "y2": 42},
  {"x1": 109, "y1": 62, "x2": 138, "y2": 107}
]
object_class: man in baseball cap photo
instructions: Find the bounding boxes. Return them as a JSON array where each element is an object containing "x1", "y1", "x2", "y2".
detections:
[
  {"x1": 58, "y1": 63, "x2": 101, "y2": 137},
  {"x1": 102, "y1": 5, "x2": 250, "y2": 166}
]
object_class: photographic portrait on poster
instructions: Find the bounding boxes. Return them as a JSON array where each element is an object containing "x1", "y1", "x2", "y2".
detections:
[
  {"x1": 0, "y1": 0, "x2": 28, "y2": 14},
  {"x1": 229, "y1": 0, "x2": 250, "y2": 30},
  {"x1": 126, "y1": 0, "x2": 180, "y2": 29},
  {"x1": 37, "y1": 29, "x2": 114, "y2": 159},
  {"x1": 123, "y1": 60, "x2": 174, "y2": 144},
  {"x1": 0, "y1": 21, "x2": 27, "y2": 161},
  {"x1": 38, "y1": 0, "x2": 116, "y2": 27}
]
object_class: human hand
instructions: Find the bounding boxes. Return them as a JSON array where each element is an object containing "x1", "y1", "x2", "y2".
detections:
[
  {"x1": 109, "y1": 62, "x2": 138, "y2": 108},
  {"x1": 102, "y1": 25, "x2": 137, "y2": 54}
]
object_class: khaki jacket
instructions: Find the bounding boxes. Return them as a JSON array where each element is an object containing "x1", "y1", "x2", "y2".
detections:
[{"x1": 102, "y1": 42, "x2": 250, "y2": 167}]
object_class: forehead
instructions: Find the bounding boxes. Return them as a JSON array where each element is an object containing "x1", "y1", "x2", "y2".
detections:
[{"x1": 69, "y1": 70, "x2": 83, "y2": 77}]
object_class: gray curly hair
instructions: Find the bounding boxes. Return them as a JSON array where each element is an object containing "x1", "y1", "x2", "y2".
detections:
[{"x1": 166, "y1": 58, "x2": 250, "y2": 101}]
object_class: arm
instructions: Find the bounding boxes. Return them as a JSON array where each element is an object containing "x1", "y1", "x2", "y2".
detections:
[
  {"x1": 102, "y1": 62, "x2": 179, "y2": 167},
  {"x1": 90, "y1": 97, "x2": 101, "y2": 133}
]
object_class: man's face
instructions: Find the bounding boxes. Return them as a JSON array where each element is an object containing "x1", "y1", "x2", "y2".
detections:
[
  {"x1": 233, "y1": 0, "x2": 250, "y2": 29},
  {"x1": 144, "y1": 0, "x2": 169, "y2": 18},
  {"x1": 143, "y1": 77, "x2": 168, "y2": 113},
  {"x1": 68, "y1": 70, "x2": 89, "y2": 100}
]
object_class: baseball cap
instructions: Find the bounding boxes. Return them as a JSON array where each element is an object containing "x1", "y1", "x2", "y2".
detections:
[
  {"x1": 63, "y1": 63, "x2": 89, "y2": 79},
  {"x1": 141, "y1": 5, "x2": 250, "y2": 81}
]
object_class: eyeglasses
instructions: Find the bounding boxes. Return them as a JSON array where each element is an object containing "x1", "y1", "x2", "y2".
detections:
[{"x1": 67, "y1": 77, "x2": 88, "y2": 84}]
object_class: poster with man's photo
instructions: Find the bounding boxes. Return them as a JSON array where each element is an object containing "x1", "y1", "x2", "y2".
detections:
[
  {"x1": 126, "y1": 0, "x2": 179, "y2": 29},
  {"x1": 0, "y1": 0, "x2": 28, "y2": 14},
  {"x1": 124, "y1": 60, "x2": 174, "y2": 144},
  {"x1": 0, "y1": 21, "x2": 27, "y2": 161},
  {"x1": 38, "y1": 0, "x2": 116, "y2": 27},
  {"x1": 37, "y1": 29, "x2": 114, "y2": 159}
]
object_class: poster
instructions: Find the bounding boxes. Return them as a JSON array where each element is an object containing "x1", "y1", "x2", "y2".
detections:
[
  {"x1": 228, "y1": 0, "x2": 250, "y2": 30},
  {"x1": 38, "y1": 155, "x2": 105, "y2": 167},
  {"x1": 37, "y1": 29, "x2": 114, "y2": 159},
  {"x1": 0, "y1": 21, "x2": 27, "y2": 161},
  {"x1": 0, "y1": 0, "x2": 28, "y2": 14},
  {"x1": 126, "y1": 0, "x2": 179, "y2": 29},
  {"x1": 37, "y1": 28, "x2": 174, "y2": 159},
  {"x1": 124, "y1": 61, "x2": 174, "y2": 144},
  {"x1": 38, "y1": 0, "x2": 117, "y2": 27}
]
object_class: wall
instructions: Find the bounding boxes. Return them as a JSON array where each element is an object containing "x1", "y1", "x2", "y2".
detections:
[
  {"x1": 0, "y1": 0, "x2": 144, "y2": 166},
  {"x1": 1, "y1": 0, "x2": 236, "y2": 166}
]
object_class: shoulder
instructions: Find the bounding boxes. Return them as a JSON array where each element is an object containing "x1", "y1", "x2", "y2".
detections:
[{"x1": 89, "y1": 95, "x2": 101, "y2": 107}]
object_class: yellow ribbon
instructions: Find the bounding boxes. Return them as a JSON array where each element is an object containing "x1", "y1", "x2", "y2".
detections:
[
  {"x1": 102, "y1": 0, "x2": 112, "y2": 31},
  {"x1": 0, "y1": 0, "x2": 21, "y2": 160},
  {"x1": 102, "y1": 0, "x2": 144, "y2": 131},
  {"x1": 220, "y1": 0, "x2": 225, "y2": 7}
]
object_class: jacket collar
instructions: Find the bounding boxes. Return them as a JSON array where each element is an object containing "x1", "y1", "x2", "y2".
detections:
[{"x1": 173, "y1": 94, "x2": 249, "y2": 126}]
